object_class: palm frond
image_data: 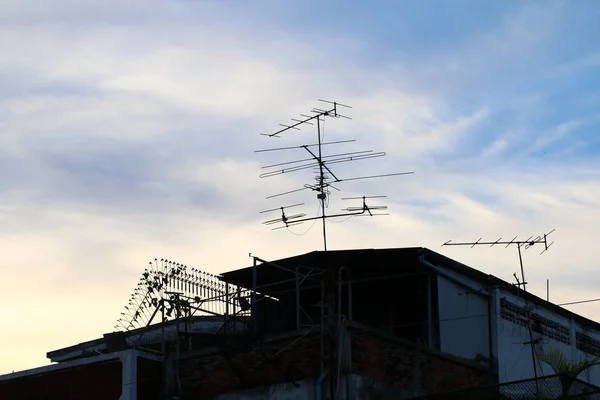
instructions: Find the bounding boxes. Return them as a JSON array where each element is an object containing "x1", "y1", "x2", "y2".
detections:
[{"x1": 537, "y1": 347, "x2": 600, "y2": 378}]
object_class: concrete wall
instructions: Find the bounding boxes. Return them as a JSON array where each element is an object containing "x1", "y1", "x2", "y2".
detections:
[
  {"x1": 206, "y1": 380, "x2": 313, "y2": 400},
  {"x1": 495, "y1": 289, "x2": 600, "y2": 385},
  {"x1": 437, "y1": 275, "x2": 490, "y2": 362},
  {"x1": 347, "y1": 374, "x2": 414, "y2": 400},
  {"x1": 573, "y1": 322, "x2": 600, "y2": 384}
]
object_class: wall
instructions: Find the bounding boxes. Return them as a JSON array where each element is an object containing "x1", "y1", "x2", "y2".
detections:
[
  {"x1": 179, "y1": 333, "x2": 321, "y2": 397},
  {"x1": 0, "y1": 359, "x2": 122, "y2": 400},
  {"x1": 495, "y1": 289, "x2": 600, "y2": 385},
  {"x1": 437, "y1": 275, "x2": 490, "y2": 363},
  {"x1": 351, "y1": 330, "x2": 496, "y2": 398},
  {"x1": 348, "y1": 374, "x2": 412, "y2": 400},
  {"x1": 204, "y1": 381, "x2": 312, "y2": 400},
  {"x1": 573, "y1": 322, "x2": 600, "y2": 384},
  {"x1": 178, "y1": 327, "x2": 496, "y2": 399}
]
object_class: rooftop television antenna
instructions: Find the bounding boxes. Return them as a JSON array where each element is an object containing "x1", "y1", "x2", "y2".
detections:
[
  {"x1": 442, "y1": 229, "x2": 555, "y2": 394},
  {"x1": 256, "y1": 99, "x2": 414, "y2": 250},
  {"x1": 442, "y1": 229, "x2": 555, "y2": 292}
]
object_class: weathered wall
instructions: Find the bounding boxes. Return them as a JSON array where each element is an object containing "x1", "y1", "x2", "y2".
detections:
[
  {"x1": 351, "y1": 330, "x2": 496, "y2": 398},
  {"x1": 204, "y1": 380, "x2": 313, "y2": 400},
  {"x1": 347, "y1": 373, "x2": 412, "y2": 400},
  {"x1": 496, "y1": 288, "x2": 600, "y2": 385},
  {"x1": 0, "y1": 359, "x2": 122, "y2": 400},
  {"x1": 437, "y1": 275, "x2": 491, "y2": 362},
  {"x1": 179, "y1": 333, "x2": 321, "y2": 397},
  {"x1": 179, "y1": 328, "x2": 496, "y2": 399}
]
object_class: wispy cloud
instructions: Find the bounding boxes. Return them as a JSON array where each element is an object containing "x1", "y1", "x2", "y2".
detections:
[{"x1": 1, "y1": 0, "x2": 600, "y2": 375}]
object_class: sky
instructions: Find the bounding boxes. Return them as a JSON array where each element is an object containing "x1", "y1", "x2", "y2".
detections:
[{"x1": 1, "y1": 0, "x2": 600, "y2": 374}]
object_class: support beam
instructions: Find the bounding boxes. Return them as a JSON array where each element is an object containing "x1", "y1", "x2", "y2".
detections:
[{"x1": 119, "y1": 349, "x2": 138, "y2": 400}]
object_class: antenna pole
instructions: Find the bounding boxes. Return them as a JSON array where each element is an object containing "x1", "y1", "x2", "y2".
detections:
[
  {"x1": 516, "y1": 243, "x2": 540, "y2": 386},
  {"x1": 317, "y1": 114, "x2": 327, "y2": 251},
  {"x1": 517, "y1": 244, "x2": 527, "y2": 292}
]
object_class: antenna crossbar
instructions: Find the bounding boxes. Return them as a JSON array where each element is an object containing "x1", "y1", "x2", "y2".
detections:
[
  {"x1": 255, "y1": 140, "x2": 356, "y2": 153},
  {"x1": 261, "y1": 150, "x2": 374, "y2": 170}
]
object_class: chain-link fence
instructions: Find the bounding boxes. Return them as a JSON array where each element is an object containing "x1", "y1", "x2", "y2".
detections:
[{"x1": 411, "y1": 374, "x2": 600, "y2": 399}]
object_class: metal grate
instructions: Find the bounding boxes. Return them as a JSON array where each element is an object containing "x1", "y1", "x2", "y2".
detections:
[
  {"x1": 410, "y1": 374, "x2": 600, "y2": 399},
  {"x1": 577, "y1": 332, "x2": 600, "y2": 355},
  {"x1": 500, "y1": 299, "x2": 570, "y2": 344}
]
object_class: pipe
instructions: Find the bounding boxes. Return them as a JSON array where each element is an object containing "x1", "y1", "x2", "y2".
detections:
[
  {"x1": 336, "y1": 320, "x2": 345, "y2": 399},
  {"x1": 337, "y1": 266, "x2": 350, "y2": 399},
  {"x1": 316, "y1": 369, "x2": 329, "y2": 400},
  {"x1": 418, "y1": 254, "x2": 490, "y2": 296}
]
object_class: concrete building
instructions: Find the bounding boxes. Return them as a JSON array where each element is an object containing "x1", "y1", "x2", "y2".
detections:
[{"x1": 1, "y1": 247, "x2": 599, "y2": 399}]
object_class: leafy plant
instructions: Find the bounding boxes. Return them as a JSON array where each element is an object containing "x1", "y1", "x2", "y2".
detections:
[{"x1": 536, "y1": 347, "x2": 600, "y2": 397}]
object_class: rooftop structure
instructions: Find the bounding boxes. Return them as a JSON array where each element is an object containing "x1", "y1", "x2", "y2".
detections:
[{"x1": 3, "y1": 247, "x2": 600, "y2": 399}]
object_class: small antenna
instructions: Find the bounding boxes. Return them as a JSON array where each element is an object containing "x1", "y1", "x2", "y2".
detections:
[
  {"x1": 256, "y1": 100, "x2": 414, "y2": 250},
  {"x1": 442, "y1": 229, "x2": 555, "y2": 393},
  {"x1": 341, "y1": 196, "x2": 388, "y2": 216},
  {"x1": 260, "y1": 203, "x2": 307, "y2": 229}
]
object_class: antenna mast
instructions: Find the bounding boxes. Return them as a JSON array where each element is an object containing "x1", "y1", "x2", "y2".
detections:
[
  {"x1": 442, "y1": 229, "x2": 556, "y2": 394},
  {"x1": 257, "y1": 99, "x2": 414, "y2": 250}
]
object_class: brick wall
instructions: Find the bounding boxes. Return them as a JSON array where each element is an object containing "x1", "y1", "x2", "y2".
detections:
[
  {"x1": 179, "y1": 328, "x2": 496, "y2": 398},
  {"x1": 0, "y1": 359, "x2": 122, "y2": 400},
  {"x1": 352, "y1": 331, "x2": 496, "y2": 396},
  {"x1": 179, "y1": 333, "x2": 321, "y2": 397}
]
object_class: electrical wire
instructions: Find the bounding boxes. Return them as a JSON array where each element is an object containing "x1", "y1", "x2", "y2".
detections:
[
  {"x1": 558, "y1": 298, "x2": 600, "y2": 307},
  {"x1": 285, "y1": 202, "x2": 320, "y2": 236},
  {"x1": 327, "y1": 214, "x2": 355, "y2": 224}
]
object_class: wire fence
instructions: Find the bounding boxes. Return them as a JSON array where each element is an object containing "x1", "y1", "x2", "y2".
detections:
[{"x1": 411, "y1": 374, "x2": 600, "y2": 400}]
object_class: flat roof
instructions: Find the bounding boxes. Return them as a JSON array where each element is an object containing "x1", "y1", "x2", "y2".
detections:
[{"x1": 220, "y1": 247, "x2": 600, "y2": 333}]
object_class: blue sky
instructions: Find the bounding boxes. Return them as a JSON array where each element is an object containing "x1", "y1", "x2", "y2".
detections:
[{"x1": 1, "y1": 0, "x2": 600, "y2": 374}]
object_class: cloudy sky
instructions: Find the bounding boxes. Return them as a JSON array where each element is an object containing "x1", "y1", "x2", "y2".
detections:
[{"x1": 1, "y1": 0, "x2": 600, "y2": 373}]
